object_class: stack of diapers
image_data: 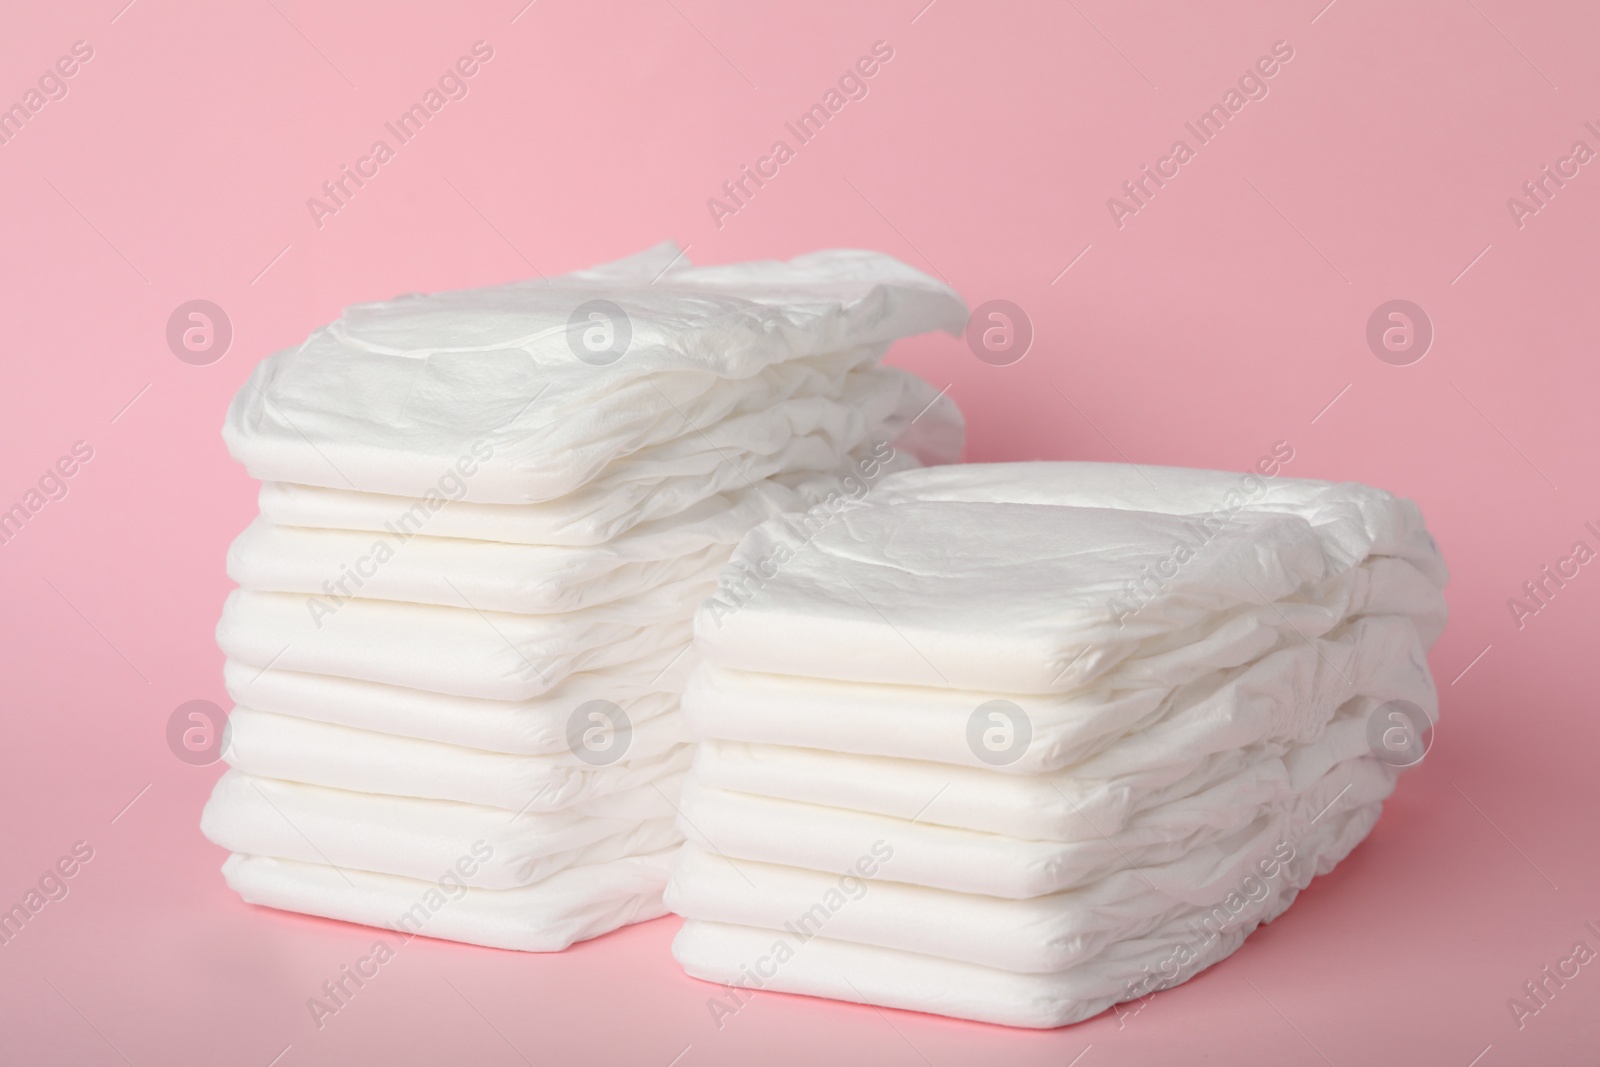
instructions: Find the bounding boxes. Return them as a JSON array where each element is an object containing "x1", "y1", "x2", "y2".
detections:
[
  {"x1": 200, "y1": 242, "x2": 969, "y2": 951},
  {"x1": 666, "y1": 460, "x2": 1448, "y2": 1026}
]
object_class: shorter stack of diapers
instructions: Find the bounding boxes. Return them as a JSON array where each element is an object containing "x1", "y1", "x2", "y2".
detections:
[
  {"x1": 666, "y1": 461, "x2": 1447, "y2": 1026},
  {"x1": 201, "y1": 243, "x2": 967, "y2": 950}
]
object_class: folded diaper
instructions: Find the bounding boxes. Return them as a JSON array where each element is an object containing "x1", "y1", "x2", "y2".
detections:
[
  {"x1": 667, "y1": 460, "x2": 1447, "y2": 1026},
  {"x1": 257, "y1": 480, "x2": 770, "y2": 550},
  {"x1": 876, "y1": 461, "x2": 1447, "y2": 592},
  {"x1": 252, "y1": 408, "x2": 952, "y2": 548},
  {"x1": 695, "y1": 460, "x2": 1445, "y2": 686},
  {"x1": 224, "y1": 848, "x2": 678, "y2": 953},
  {"x1": 217, "y1": 586, "x2": 702, "y2": 702},
  {"x1": 223, "y1": 244, "x2": 967, "y2": 503},
  {"x1": 203, "y1": 770, "x2": 683, "y2": 889},
  {"x1": 221, "y1": 652, "x2": 689, "y2": 755},
  {"x1": 695, "y1": 497, "x2": 1439, "y2": 692},
  {"x1": 686, "y1": 611, "x2": 1433, "y2": 775},
  {"x1": 223, "y1": 707, "x2": 693, "y2": 812},
  {"x1": 228, "y1": 517, "x2": 734, "y2": 615},
  {"x1": 674, "y1": 750, "x2": 1395, "y2": 900}
]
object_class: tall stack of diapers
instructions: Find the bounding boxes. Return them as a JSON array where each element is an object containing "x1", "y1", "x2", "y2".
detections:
[
  {"x1": 667, "y1": 461, "x2": 1448, "y2": 1026},
  {"x1": 200, "y1": 243, "x2": 967, "y2": 950}
]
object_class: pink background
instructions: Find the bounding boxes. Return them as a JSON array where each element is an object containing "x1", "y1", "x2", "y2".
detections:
[{"x1": 2, "y1": 0, "x2": 1596, "y2": 1062}]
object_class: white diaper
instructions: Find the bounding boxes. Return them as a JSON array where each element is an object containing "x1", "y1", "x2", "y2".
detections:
[
  {"x1": 203, "y1": 770, "x2": 683, "y2": 889},
  {"x1": 223, "y1": 245, "x2": 967, "y2": 503},
  {"x1": 216, "y1": 587, "x2": 702, "y2": 701},
  {"x1": 222, "y1": 706, "x2": 693, "y2": 811},
  {"x1": 223, "y1": 849, "x2": 678, "y2": 953},
  {"x1": 221, "y1": 653, "x2": 688, "y2": 755}
]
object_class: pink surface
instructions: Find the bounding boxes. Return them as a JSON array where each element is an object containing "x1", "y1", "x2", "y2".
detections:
[{"x1": 2, "y1": 0, "x2": 1596, "y2": 1062}]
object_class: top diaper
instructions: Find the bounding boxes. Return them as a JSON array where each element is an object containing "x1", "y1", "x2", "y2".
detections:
[
  {"x1": 223, "y1": 243, "x2": 968, "y2": 503},
  {"x1": 693, "y1": 461, "x2": 1448, "y2": 692}
]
